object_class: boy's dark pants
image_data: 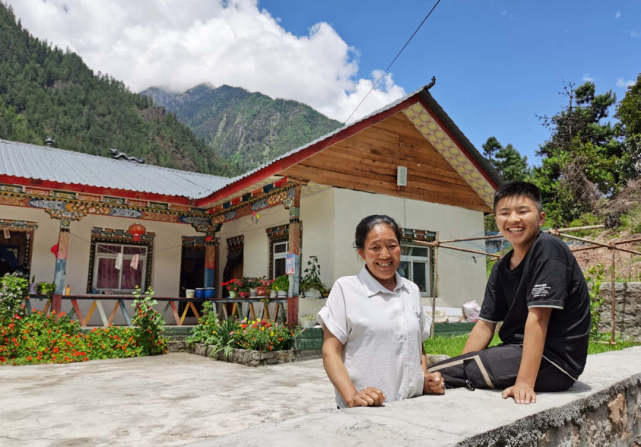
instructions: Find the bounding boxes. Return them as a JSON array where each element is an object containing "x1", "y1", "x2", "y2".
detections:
[{"x1": 427, "y1": 344, "x2": 575, "y2": 391}]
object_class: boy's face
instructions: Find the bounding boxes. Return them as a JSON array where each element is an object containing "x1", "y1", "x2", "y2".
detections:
[{"x1": 494, "y1": 195, "x2": 545, "y2": 251}]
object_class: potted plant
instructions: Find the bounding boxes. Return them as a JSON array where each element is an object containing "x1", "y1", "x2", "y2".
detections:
[
  {"x1": 271, "y1": 274, "x2": 289, "y2": 298},
  {"x1": 256, "y1": 277, "x2": 272, "y2": 297},
  {"x1": 221, "y1": 278, "x2": 241, "y2": 298},
  {"x1": 300, "y1": 256, "x2": 327, "y2": 298},
  {"x1": 37, "y1": 281, "x2": 56, "y2": 298},
  {"x1": 243, "y1": 277, "x2": 261, "y2": 298},
  {"x1": 300, "y1": 313, "x2": 317, "y2": 329}
]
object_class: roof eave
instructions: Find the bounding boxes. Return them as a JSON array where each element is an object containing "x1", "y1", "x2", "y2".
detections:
[
  {"x1": 0, "y1": 174, "x2": 199, "y2": 205},
  {"x1": 416, "y1": 89, "x2": 503, "y2": 189}
]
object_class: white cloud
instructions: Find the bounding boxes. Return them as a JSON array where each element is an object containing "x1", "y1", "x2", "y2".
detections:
[
  {"x1": 631, "y1": 31, "x2": 641, "y2": 38},
  {"x1": 582, "y1": 73, "x2": 594, "y2": 83},
  {"x1": 616, "y1": 77, "x2": 636, "y2": 88},
  {"x1": 615, "y1": 11, "x2": 621, "y2": 19},
  {"x1": 5, "y1": 0, "x2": 405, "y2": 122}
]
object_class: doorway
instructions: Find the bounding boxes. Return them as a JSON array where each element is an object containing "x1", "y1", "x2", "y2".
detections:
[
  {"x1": 179, "y1": 240, "x2": 205, "y2": 318},
  {"x1": 0, "y1": 228, "x2": 33, "y2": 279}
]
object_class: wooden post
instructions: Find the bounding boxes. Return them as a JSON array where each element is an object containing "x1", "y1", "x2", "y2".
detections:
[
  {"x1": 204, "y1": 235, "x2": 217, "y2": 289},
  {"x1": 610, "y1": 247, "x2": 616, "y2": 345},
  {"x1": 431, "y1": 243, "x2": 438, "y2": 339},
  {"x1": 53, "y1": 219, "x2": 71, "y2": 295},
  {"x1": 287, "y1": 186, "x2": 302, "y2": 328}
]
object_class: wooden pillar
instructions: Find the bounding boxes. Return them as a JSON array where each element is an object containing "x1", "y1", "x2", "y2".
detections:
[
  {"x1": 204, "y1": 235, "x2": 218, "y2": 289},
  {"x1": 53, "y1": 219, "x2": 71, "y2": 295},
  {"x1": 287, "y1": 186, "x2": 302, "y2": 327}
]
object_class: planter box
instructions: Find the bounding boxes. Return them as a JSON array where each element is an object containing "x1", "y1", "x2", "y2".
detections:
[
  {"x1": 187, "y1": 342, "x2": 295, "y2": 367},
  {"x1": 210, "y1": 348, "x2": 295, "y2": 367}
]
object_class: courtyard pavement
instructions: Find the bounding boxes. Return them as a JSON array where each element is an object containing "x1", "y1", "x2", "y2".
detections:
[{"x1": 0, "y1": 353, "x2": 335, "y2": 446}]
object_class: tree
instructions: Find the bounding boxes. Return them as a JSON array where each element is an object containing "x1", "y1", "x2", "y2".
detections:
[
  {"x1": 482, "y1": 137, "x2": 529, "y2": 182},
  {"x1": 616, "y1": 73, "x2": 641, "y2": 181},
  {"x1": 532, "y1": 81, "x2": 623, "y2": 225}
]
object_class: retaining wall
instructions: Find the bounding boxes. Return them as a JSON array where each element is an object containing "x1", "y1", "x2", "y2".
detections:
[{"x1": 598, "y1": 282, "x2": 641, "y2": 340}]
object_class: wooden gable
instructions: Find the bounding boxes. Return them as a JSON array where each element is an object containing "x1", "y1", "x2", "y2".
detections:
[{"x1": 282, "y1": 109, "x2": 492, "y2": 212}]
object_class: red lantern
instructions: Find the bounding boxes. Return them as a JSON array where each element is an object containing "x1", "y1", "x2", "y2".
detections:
[{"x1": 128, "y1": 223, "x2": 146, "y2": 242}]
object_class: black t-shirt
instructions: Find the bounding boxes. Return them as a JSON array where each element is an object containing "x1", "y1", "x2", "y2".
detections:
[{"x1": 479, "y1": 232, "x2": 590, "y2": 378}]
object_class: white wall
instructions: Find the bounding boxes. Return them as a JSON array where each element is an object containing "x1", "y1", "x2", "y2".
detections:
[
  {"x1": 330, "y1": 188, "x2": 486, "y2": 307},
  {"x1": 300, "y1": 187, "x2": 334, "y2": 287}
]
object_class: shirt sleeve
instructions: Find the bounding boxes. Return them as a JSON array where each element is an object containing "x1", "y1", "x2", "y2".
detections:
[
  {"x1": 419, "y1": 305, "x2": 432, "y2": 341},
  {"x1": 317, "y1": 280, "x2": 349, "y2": 344},
  {"x1": 527, "y1": 257, "x2": 567, "y2": 309},
  {"x1": 479, "y1": 263, "x2": 504, "y2": 323}
]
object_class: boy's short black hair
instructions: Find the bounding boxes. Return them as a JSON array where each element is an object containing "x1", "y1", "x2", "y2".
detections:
[{"x1": 493, "y1": 181, "x2": 543, "y2": 213}]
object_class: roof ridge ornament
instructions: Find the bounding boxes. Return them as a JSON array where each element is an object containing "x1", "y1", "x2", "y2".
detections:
[{"x1": 109, "y1": 148, "x2": 145, "y2": 164}]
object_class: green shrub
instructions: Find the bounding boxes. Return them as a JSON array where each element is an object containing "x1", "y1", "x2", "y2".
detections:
[
  {"x1": 0, "y1": 273, "x2": 28, "y2": 324},
  {"x1": 131, "y1": 287, "x2": 167, "y2": 355}
]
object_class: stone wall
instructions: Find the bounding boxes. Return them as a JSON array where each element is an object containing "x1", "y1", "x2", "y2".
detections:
[
  {"x1": 598, "y1": 282, "x2": 641, "y2": 340},
  {"x1": 461, "y1": 379, "x2": 641, "y2": 446}
]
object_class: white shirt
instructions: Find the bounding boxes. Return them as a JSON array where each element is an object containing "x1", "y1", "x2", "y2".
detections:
[{"x1": 318, "y1": 266, "x2": 430, "y2": 408}]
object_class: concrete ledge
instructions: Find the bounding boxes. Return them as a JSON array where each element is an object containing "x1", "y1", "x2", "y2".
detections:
[{"x1": 196, "y1": 347, "x2": 641, "y2": 446}]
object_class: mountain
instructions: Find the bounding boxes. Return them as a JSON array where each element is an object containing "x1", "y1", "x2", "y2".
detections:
[
  {"x1": 141, "y1": 84, "x2": 343, "y2": 174},
  {"x1": 0, "y1": 4, "x2": 227, "y2": 176}
]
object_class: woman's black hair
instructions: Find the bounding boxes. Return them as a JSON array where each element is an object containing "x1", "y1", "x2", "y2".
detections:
[{"x1": 354, "y1": 215, "x2": 403, "y2": 249}]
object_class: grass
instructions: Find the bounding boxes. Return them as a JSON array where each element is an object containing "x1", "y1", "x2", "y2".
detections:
[{"x1": 424, "y1": 333, "x2": 639, "y2": 357}]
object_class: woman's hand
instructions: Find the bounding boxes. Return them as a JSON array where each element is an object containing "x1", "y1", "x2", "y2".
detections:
[
  {"x1": 423, "y1": 371, "x2": 445, "y2": 395},
  {"x1": 346, "y1": 387, "x2": 386, "y2": 407}
]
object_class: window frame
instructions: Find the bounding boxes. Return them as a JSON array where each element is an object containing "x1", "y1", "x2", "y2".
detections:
[
  {"x1": 87, "y1": 228, "x2": 154, "y2": 293},
  {"x1": 399, "y1": 243, "x2": 433, "y2": 297},
  {"x1": 91, "y1": 242, "x2": 148, "y2": 293}
]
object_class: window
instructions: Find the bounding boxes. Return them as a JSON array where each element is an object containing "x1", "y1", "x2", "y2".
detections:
[
  {"x1": 266, "y1": 224, "x2": 289, "y2": 279},
  {"x1": 92, "y1": 243, "x2": 148, "y2": 292},
  {"x1": 398, "y1": 244, "x2": 433, "y2": 296},
  {"x1": 272, "y1": 240, "x2": 289, "y2": 278}
]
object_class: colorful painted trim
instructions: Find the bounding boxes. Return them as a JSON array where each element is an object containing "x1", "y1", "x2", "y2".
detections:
[
  {"x1": 266, "y1": 224, "x2": 289, "y2": 240},
  {"x1": 226, "y1": 235, "x2": 244, "y2": 251},
  {"x1": 0, "y1": 219, "x2": 38, "y2": 231},
  {"x1": 402, "y1": 103, "x2": 495, "y2": 208},
  {"x1": 0, "y1": 185, "x2": 208, "y2": 224},
  {"x1": 401, "y1": 228, "x2": 436, "y2": 242}
]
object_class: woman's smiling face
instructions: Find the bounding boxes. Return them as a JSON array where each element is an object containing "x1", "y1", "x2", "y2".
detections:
[{"x1": 358, "y1": 223, "x2": 401, "y2": 286}]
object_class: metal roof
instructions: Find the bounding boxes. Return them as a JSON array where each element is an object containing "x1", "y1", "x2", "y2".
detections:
[{"x1": 0, "y1": 139, "x2": 232, "y2": 199}]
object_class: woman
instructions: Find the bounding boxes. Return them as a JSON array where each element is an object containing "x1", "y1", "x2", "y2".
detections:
[{"x1": 318, "y1": 215, "x2": 444, "y2": 408}]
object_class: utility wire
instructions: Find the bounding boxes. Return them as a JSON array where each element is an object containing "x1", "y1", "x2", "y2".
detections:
[{"x1": 343, "y1": 0, "x2": 442, "y2": 124}]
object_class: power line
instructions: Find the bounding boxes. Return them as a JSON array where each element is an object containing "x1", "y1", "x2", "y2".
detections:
[{"x1": 343, "y1": 0, "x2": 442, "y2": 124}]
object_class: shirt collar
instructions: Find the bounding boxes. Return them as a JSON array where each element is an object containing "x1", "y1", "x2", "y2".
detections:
[{"x1": 357, "y1": 266, "x2": 407, "y2": 297}]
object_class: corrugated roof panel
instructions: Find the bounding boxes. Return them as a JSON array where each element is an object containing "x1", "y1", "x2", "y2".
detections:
[{"x1": 0, "y1": 139, "x2": 231, "y2": 199}]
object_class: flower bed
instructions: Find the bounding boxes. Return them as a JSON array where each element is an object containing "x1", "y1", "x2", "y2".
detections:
[
  {"x1": 185, "y1": 302, "x2": 300, "y2": 366},
  {"x1": 0, "y1": 275, "x2": 167, "y2": 365}
]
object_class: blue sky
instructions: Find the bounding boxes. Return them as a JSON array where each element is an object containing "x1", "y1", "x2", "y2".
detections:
[
  {"x1": 262, "y1": 0, "x2": 641, "y2": 166},
  {"x1": 8, "y1": 0, "x2": 641, "y2": 167}
]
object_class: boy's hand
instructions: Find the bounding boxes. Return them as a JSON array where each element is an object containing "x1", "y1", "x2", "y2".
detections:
[{"x1": 502, "y1": 382, "x2": 536, "y2": 404}]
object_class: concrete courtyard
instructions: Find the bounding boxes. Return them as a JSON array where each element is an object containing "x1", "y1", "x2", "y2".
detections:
[{"x1": 0, "y1": 353, "x2": 335, "y2": 446}]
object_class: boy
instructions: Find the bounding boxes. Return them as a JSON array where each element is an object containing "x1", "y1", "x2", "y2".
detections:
[{"x1": 429, "y1": 181, "x2": 590, "y2": 404}]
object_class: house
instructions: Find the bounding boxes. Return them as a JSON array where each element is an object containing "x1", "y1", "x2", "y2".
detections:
[{"x1": 0, "y1": 85, "x2": 501, "y2": 325}]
